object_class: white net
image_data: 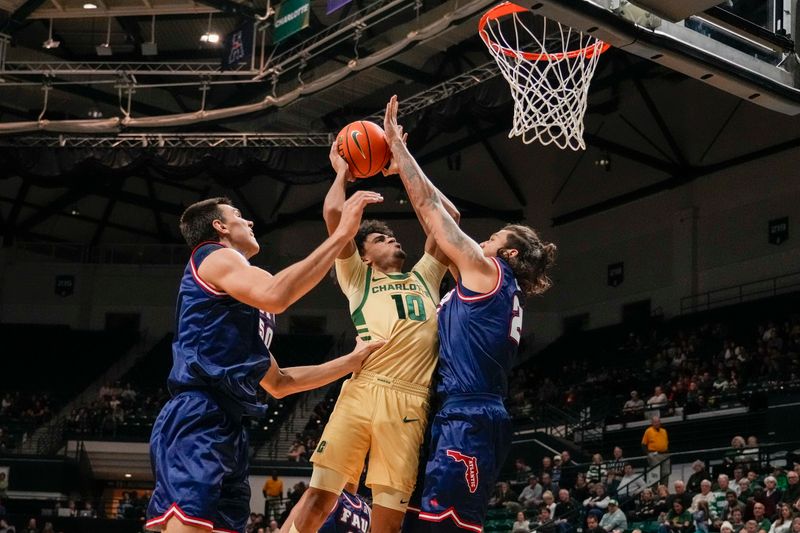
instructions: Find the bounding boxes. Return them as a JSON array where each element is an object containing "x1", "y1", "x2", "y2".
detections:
[{"x1": 479, "y1": 2, "x2": 608, "y2": 151}]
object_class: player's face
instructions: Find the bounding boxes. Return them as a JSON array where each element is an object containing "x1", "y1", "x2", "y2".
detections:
[
  {"x1": 479, "y1": 229, "x2": 516, "y2": 258},
  {"x1": 362, "y1": 232, "x2": 406, "y2": 266},
  {"x1": 218, "y1": 204, "x2": 259, "y2": 258}
]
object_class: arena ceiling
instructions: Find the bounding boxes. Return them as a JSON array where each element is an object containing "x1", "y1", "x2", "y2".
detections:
[{"x1": 0, "y1": 0, "x2": 799, "y2": 252}]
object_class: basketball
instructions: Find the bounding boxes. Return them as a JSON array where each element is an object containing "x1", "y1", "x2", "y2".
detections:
[{"x1": 336, "y1": 121, "x2": 391, "y2": 178}]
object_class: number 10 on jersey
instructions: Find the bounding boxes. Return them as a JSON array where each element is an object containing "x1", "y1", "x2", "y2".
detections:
[{"x1": 390, "y1": 294, "x2": 427, "y2": 321}]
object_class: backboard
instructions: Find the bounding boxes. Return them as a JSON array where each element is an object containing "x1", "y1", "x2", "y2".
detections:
[{"x1": 523, "y1": 0, "x2": 800, "y2": 115}]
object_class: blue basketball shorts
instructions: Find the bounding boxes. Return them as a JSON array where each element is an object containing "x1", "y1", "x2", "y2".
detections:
[
  {"x1": 404, "y1": 393, "x2": 511, "y2": 533},
  {"x1": 146, "y1": 390, "x2": 250, "y2": 533}
]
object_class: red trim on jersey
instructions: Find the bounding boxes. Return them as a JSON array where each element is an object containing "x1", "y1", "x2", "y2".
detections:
[
  {"x1": 190, "y1": 241, "x2": 227, "y2": 297},
  {"x1": 456, "y1": 256, "x2": 502, "y2": 302},
  {"x1": 417, "y1": 507, "x2": 483, "y2": 533},
  {"x1": 342, "y1": 490, "x2": 363, "y2": 509},
  {"x1": 145, "y1": 503, "x2": 214, "y2": 531},
  {"x1": 212, "y1": 529, "x2": 240, "y2": 533},
  {"x1": 407, "y1": 505, "x2": 421, "y2": 514}
]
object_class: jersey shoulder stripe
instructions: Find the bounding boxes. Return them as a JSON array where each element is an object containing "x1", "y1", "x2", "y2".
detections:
[
  {"x1": 189, "y1": 241, "x2": 227, "y2": 297},
  {"x1": 456, "y1": 257, "x2": 502, "y2": 302}
]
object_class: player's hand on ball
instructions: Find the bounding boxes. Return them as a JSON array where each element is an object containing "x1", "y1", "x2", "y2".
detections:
[
  {"x1": 381, "y1": 132, "x2": 408, "y2": 177},
  {"x1": 329, "y1": 140, "x2": 355, "y2": 182},
  {"x1": 336, "y1": 191, "x2": 384, "y2": 239},
  {"x1": 346, "y1": 338, "x2": 387, "y2": 370}
]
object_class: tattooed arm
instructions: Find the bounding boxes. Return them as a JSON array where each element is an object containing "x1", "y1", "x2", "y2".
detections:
[{"x1": 383, "y1": 95, "x2": 498, "y2": 293}]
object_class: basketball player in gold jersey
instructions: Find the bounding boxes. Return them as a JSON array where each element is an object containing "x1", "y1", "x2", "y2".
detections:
[{"x1": 280, "y1": 142, "x2": 460, "y2": 533}]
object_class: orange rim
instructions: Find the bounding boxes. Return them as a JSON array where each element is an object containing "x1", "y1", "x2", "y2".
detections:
[{"x1": 479, "y1": 1, "x2": 611, "y2": 62}]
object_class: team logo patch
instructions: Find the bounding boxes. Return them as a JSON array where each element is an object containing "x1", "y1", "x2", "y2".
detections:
[
  {"x1": 317, "y1": 441, "x2": 327, "y2": 453},
  {"x1": 446, "y1": 449, "x2": 479, "y2": 493}
]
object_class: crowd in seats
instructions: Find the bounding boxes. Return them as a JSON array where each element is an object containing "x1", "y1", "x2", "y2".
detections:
[
  {"x1": 286, "y1": 381, "x2": 343, "y2": 463},
  {"x1": 506, "y1": 311, "x2": 800, "y2": 423},
  {"x1": 0, "y1": 393, "x2": 54, "y2": 451},
  {"x1": 483, "y1": 434, "x2": 800, "y2": 533}
]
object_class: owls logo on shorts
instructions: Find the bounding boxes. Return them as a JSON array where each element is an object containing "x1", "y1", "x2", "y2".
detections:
[{"x1": 446, "y1": 450, "x2": 479, "y2": 493}]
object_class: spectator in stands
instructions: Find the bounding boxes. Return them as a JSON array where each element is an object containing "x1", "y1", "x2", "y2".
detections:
[
  {"x1": 733, "y1": 468, "x2": 747, "y2": 495},
  {"x1": 0, "y1": 518, "x2": 14, "y2": 533},
  {"x1": 751, "y1": 488, "x2": 777, "y2": 519},
  {"x1": 714, "y1": 475, "x2": 733, "y2": 515},
  {"x1": 262, "y1": 471, "x2": 283, "y2": 520},
  {"x1": 40, "y1": 522, "x2": 53, "y2": 533},
  {"x1": 688, "y1": 461, "x2": 708, "y2": 495},
  {"x1": 81, "y1": 501, "x2": 97, "y2": 518},
  {"x1": 730, "y1": 509, "x2": 746, "y2": 533},
  {"x1": 512, "y1": 511, "x2": 530, "y2": 533},
  {"x1": 561, "y1": 451, "x2": 577, "y2": 490},
  {"x1": 605, "y1": 447, "x2": 626, "y2": 486},
  {"x1": 790, "y1": 517, "x2": 800, "y2": 533},
  {"x1": 782, "y1": 471, "x2": 800, "y2": 504},
  {"x1": 554, "y1": 488, "x2": 580, "y2": 533},
  {"x1": 532, "y1": 506, "x2": 556, "y2": 533},
  {"x1": 740, "y1": 479, "x2": 755, "y2": 502},
  {"x1": 631, "y1": 488, "x2": 660, "y2": 522},
  {"x1": 543, "y1": 490, "x2": 557, "y2": 517},
  {"x1": 623, "y1": 391, "x2": 645, "y2": 421},
  {"x1": 647, "y1": 387, "x2": 668, "y2": 411},
  {"x1": 768, "y1": 503, "x2": 795, "y2": 533},
  {"x1": 21, "y1": 518, "x2": 36, "y2": 533},
  {"x1": 585, "y1": 514, "x2": 604, "y2": 533},
  {"x1": 692, "y1": 481, "x2": 717, "y2": 517},
  {"x1": 725, "y1": 437, "x2": 749, "y2": 472},
  {"x1": 694, "y1": 500, "x2": 711, "y2": 533},
  {"x1": 488, "y1": 482, "x2": 519, "y2": 512},
  {"x1": 584, "y1": 484, "x2": 611, "y2": 521},
  {"x1": 541, "y1": 473, "x2": 557, "y2": 495},
  {"x1": 642, "y1": 416, "x2": 670, "y2": 485},
  {"x1": 720, "y1": 491, "x2": 747, "y2": 524},
  {"x1": 721, "y1": 521, "x2": 735, "y2": 533},
  {"x1": 671, "y1": 481, "x2": 694, "y2": 511},
  {"x1": 587, "y1": 454, "x2": 608, "y2": 484},
  {"x1": 0, "y1": 473, "x2": 7, "y2": 499},
  {"x1": 268, "y1": 519, "x2": 278, "y2": 532},
  {"x1": 286, "y1": 440, "x2": 306, "y2": 462},
  {"x1": 572, "y1": 473, "x2": 591, "y2": 503},
  {"x1": 600, "y1": 499, "x2": 627, "y2": 533},
  {"x1": 660, "y1": 500, "x2": 693, "y2": 533},
  {"x1": 752, "y1": 502, "x2": 772, "y2": 533},
  {"x1": 515, "y1": 458, "x2": 533, "y2": 483},
  {"x1": 765, "y1": 477, "x2": 783, "y2": 510},
  {"x1": 552, "y1": 455, "x2": 564, "y2": 489},
  {"x1": 519, "y1": 475, "x2": 543, "y2": 509},
  {"x1": 655, "y1": 485, "x2": 672, "y2": 517},
  {"x1": 616, "y1": 464, "x2": 646, "y2": 503},
  {"x1": 542, "y1": 456, "x2": 553, "y2": 477}
]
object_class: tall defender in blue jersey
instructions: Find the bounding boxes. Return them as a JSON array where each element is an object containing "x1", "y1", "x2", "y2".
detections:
[
  {"x1": 146, "y1": 193, "x2": 384, "y2": 533},
  {"x1": 382, "y1": 96, "x2": 557, "y2": 533}
]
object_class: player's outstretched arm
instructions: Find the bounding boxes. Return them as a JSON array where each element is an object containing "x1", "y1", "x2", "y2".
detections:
[
  {"x1": 260, "y1": 338, "x2": 385, "y2": 398},
  {"x1": 323, "y1": 141, "x2": 358, "y2": 259},
  {"x1": 384, "y1": 95, "x2": 497, "y2": 292},
  {"x1": 199, "y1": 191, "x2": 383, "y2": 313}
]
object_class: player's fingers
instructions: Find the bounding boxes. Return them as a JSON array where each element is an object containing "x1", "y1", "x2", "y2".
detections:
[{"x1": 402, "y1": 132, "x2": 408, "y2": 144}]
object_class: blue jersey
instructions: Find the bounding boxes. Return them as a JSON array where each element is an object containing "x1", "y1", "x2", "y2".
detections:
[
  {"x1": 436, "y1": 257, "x2": 522, "y2": 399},
  {"x1": 167, "y1": 241, "x2": 274, "y2": 416},
  {"x1": 319, "y1": 490, "x2": 372, "y2": 533}
]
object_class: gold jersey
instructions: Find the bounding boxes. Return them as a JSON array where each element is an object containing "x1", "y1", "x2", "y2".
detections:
[{"x1": 335, "y1": 250, "x2": 447, "y2": 386}]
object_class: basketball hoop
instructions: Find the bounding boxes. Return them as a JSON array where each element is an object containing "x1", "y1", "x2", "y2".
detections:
[{"x1": 479, "y1": 2, "x2": 610, "y2": 150}]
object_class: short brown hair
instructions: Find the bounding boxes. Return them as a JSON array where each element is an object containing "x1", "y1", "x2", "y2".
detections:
[
  {"x1": 499, "y1": 224, "x2": 557, "y2": 298},
  {"x1": 179, "y1": 197, "x2": 232, "y2": 248}
]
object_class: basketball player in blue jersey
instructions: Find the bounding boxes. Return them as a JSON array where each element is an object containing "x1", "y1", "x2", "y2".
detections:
[
  {"x1": 382, "y1": 95, "x2": 557, "y2": 533},
  {"x1": 146, "y1": 193, "x2": 385, "y2": 533},
  {"x1": 319, "y1": 482, "x2": 372, "y2": 533}
]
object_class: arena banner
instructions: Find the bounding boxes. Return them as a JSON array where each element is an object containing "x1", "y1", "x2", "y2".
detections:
[
  {"x1": 273, "y1": 0, "x2": 310, "y2": 43},
  {"x1": 222, "y1": 23, "x2": 254, "y2": 70},
  {"x1": 326, "y1": 0, "x2": 352, "y2": 15}
]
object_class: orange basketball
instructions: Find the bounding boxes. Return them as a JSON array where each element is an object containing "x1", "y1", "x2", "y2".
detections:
[{"x1": 336, "y1": 120, "x2": 391, "y2": 179}]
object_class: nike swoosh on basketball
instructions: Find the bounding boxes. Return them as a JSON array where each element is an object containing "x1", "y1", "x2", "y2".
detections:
[
  {"x1": 402, "y1": 416, "x2": 419, "y2": 423},
  {"x1": 351, "y1": 130, "x2": 367, "y2": 159}
]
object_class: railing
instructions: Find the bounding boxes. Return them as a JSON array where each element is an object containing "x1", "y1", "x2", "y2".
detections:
[{"x1": 680, "y1": 270, "x2": 800, "y2": 313}]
